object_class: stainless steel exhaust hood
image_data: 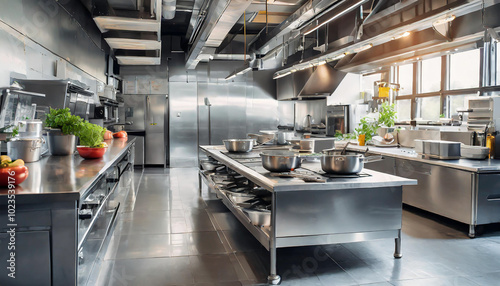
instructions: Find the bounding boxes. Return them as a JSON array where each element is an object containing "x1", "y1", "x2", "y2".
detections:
[{"x1": 276, "y1": 64, "x2": 346, "y2": 100}]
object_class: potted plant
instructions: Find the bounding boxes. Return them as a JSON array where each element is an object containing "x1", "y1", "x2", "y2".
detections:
[
  {"x1": 377, "y1": 102, "x2": 397, "y2": 137},
  {"x1": 45, "y1": 108, "x2": 83, "y2": 155},
  {"x1": 76, "y1": 121, "x2": 108, "y2": 159},
  {"x1": 355, "y1": 117, "x2": 378, "y2": 146}
]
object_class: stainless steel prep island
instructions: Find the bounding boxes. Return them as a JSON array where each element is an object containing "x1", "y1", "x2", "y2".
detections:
[
  {"x1": 350, "y1": 145, "x2": 500, "y2": 238},
  {"x1": 199, "y1": 145, "x2": 417, "y2": 284}
]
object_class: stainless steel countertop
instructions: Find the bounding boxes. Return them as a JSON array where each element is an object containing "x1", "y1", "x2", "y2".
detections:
[
  {"x1": 0, "y1": 137, "x2": 135, "y2": 202},
  {"x1": 200, "y1": 145, "x2": 417, "y2": 192},
  {"x1": 348, "y1": 145, "x2": 500, "y2": 173}
]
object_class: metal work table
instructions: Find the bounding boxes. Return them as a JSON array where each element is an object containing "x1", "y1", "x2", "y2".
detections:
[
  {"x1": 0, "y1": 138, "x2": 135, "y2": 286},
  {"x1": 200, "y1": 145, "x2": 416, "y2": 285},
  {"x1": 351, "y1": 144, "x2": 500, "y2": 238},
  {"x1": 202, "y1": 145, "x2": 416, "y2": 192},
  {"x1": 349, "y1": 145, "x2": 500, "y2": 173},
  {"x1": 0, "y1": 137, "x2": 136, "y2": 203}
]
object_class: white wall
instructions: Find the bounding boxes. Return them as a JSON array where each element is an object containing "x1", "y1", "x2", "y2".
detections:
[{"x1": 327, "y1": 73, "x2": 366, "y2": 133}]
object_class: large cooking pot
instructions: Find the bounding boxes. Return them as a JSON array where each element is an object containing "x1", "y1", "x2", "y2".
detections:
[
  {"x1": 275, "y1": 130, "x2": 295, "y2": 145},
  {"x1": 7, "y1": 137, "x2": 45, "y2": 162},
  {"x1": 321, "y1": 149, "x2": 382, "y2": 174},
  {"x1": 260, "y1": 151, "x2": 301, "y2": 172},
  {"x1": 223, "y1": 139, "x2": 254, "y2": 152}
]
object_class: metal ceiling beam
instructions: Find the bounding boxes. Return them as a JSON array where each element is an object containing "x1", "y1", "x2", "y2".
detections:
[
  {"x1": 185, "y1": 0, "x2": 253, "y2": 69},
  {"x1": 248, "y1": 0, "x2": 348, "y2": 55}
]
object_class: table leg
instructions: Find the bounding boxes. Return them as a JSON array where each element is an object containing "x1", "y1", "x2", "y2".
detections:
[
  {"x1": 468, "y1": 224, "x2": 476, "y2": 238},
  {"x1": 268, "y1": 193, "x2": 281, "y2": 285},
  {"x1": 394, "y1": 229, "x2": 402, "y2": 258},
  {"x1": 267, "y1": 244, "x2": 281, "y2": 285}
]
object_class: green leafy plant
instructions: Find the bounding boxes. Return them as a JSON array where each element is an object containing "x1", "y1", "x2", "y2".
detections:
[
  {"x1": 45, "y1": 108, "x2": 84, "y2": 135},
  {"x1": 11, "y1": 126, "x2": 19, "y2": 137},
  {"x1": 78, "y1": 121, "x2": 106, "y2": 148},
  {"x1": 355, "y1": 117, "x2": 378, "y2": 142},
  {"x1": 378, "y1": 102, "x2": 397, "y2": 127},
  {"x1": 440, "y1": 113, "x2": 445, "y2": 118}
]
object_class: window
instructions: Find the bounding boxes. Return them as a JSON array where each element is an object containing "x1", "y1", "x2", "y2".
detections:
[
  {"x1": 417, "y1": 96, "x2": 441, "y2": 121},
  {"x1": 447, "y1": 94, "x2": 475, "y2": 118},
  {"x1": 398, "y1": 64, "x2": 413, "y2": 96},
  {"x1": 396, "y1": 99, "x2": 412, "y2": 121},
  {"x1": 450, "y1": 49, "x2": 480, "y2": 89},
  {"x1": 421, "y1": 57, "x2": 442, "y2": 93}
]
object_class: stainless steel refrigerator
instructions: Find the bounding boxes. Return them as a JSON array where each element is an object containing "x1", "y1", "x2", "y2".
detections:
[{"x1": 121, "y1": 94, "x2": 168, "y2": 167}]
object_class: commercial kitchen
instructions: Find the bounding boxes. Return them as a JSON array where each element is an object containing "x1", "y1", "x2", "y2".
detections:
[{"x1": 2, "y1": 0, "x2": 500, "y2": 285}]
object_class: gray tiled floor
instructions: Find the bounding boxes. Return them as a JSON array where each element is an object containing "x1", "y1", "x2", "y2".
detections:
[{"x1": 97, "y1": 168, "x2": 500, "y2": 286}]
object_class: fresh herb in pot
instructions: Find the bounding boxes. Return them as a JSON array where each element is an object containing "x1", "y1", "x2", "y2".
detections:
[
  {"x1": 78, "y1": 122, "x2": 106, "y2": 148},
  {"x1": 45, "y1": 108, "x2": 84, "y2": 135},
  {"x1": 377, "y1": 102, "x2": 397, "y2": 128},
  {"x1": 355, "y1": 117, "x2": 378, "y2": 142}
]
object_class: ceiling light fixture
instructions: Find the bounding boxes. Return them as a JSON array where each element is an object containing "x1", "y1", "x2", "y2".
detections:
[
  {"x1": 352, "y1": 43, "x2": 373, "y2": 53},
  {"x1": 314, "y1": 60, "x2": 327, "y2": 66},
  {"x1": 273, "y1": 71, "x2": 292, "y2": 79},
  {"x1": 433, "y1": 15, "x2": 456, "y2": 26},
  {"x1": 391, "y1": 31, "x2": 411, "y2": 40},
  {"x1": 326, "y1": 53, "x2": 346, "y2": 62},
  {"x1": 303, "y1": 0, "x2": 366, "y2": 36}
]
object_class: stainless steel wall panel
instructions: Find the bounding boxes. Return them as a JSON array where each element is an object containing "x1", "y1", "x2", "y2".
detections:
[
  {"x1": 169, "y1": 82, "x2": 199, "y2": 167},
  {"x1": 295, "y1": 99, "x2": 327, "y2": 130},
  {"x1": 207, "y1": 83, "x2": 230, "y2": 145},
  {"x1": 0, "y1": 0, "x2": 106, "y2": 82},
  {"x1": 168, "y1": 53, "x2": 197, "y2": 83},
  {"x1": 227, "y1": 82, "x2": 248, "y2": 138},
  {"x1": 197, "y1": 83, "x2": 210, "y2": 146},
  {"x1": 245, "y1": 70, "x2": 279, "y2": 133},
  {"x1": 277, "y1": 101, "x2": 295, "y2": 127}
]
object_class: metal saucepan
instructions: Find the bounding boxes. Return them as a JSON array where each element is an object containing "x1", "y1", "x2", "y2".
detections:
[
  {"x1": 243, "y1": 208, "x2": 271, "y2": 227},
  {"x1": 321, "y1": 150, "x2": 382, "y2": 174},
  {"x1": 260, "y1": 151, "x2": 301, "y2": 172},
  {"x1": 200, "y1": 159, "x2": 221, "y2": 171},
  {"x1": 223, "y1": 139, "x2": 254, "y2": 152},
  {"x1": 247, "y1": 133, "x2": 274, "y2": 145}
]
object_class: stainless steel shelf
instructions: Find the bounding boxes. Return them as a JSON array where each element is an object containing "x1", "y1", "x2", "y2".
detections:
[{"x1": 199, "y1": 171, "x2": 271, "y2": 250}]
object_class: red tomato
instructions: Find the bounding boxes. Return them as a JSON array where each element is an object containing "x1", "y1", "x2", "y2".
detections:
[
  {"x1": 104, "y1": 130, "x2": 113, "y2": 140},
  {"x1": 113, "y1": 131, "x2": 127, "y2": 138},
  {"x1": 0, "y1": 166, "x2": 29, "y2": 186}
]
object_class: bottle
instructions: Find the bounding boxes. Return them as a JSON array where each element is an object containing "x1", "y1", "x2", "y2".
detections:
[{"x1": 486, "y1": 133, "x2": 495, "y2": 159}]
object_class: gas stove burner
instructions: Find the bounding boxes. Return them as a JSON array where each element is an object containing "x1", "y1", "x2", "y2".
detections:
[
  {"x1": 269, "y1": 171, "x2": 326, "y2": 183},
  {"x1": 319, "y1": 172, "x2": 372, "y2": 178}
]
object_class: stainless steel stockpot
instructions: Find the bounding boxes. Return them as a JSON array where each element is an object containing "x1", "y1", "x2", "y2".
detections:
[
  {"x1": 260, "y1": 151, "x2": 301, "y2": 172},
  {"x1": 223, "y1": 139, "x2": 254, "y2": 152},
  {"x1": 321, "y1": 148, "x2": 382, "y2": 174}
]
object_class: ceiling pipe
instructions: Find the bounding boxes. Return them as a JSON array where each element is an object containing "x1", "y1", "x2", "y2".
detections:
[
  {"x1": 162, "y1": 0, "x2": 177, "y2": 20},
  {"x1": 212, "y1": 54, "x2": 253, "y2": 61}
]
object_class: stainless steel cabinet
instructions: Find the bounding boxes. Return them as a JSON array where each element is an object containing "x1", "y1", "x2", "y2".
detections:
[
  {"x1": 0, "y1": 231, "x2": 52, "y2": 286},
  {"x1": 366, "y1": 155, "x2": 500, "y2": 237}
]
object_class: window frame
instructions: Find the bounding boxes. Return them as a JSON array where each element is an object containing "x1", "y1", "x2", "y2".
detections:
[{"x1": 393, "y1": 44, "x2": 500, "y2": 122}]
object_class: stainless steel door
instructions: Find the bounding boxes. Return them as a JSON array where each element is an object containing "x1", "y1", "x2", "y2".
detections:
[
  {"x1": 145, "y1": 95, "x2": 167, "y2": 166},
  {"x1": 169, "y1": 82, "x2": 198, "y2": 167},
  {"x1": 122, "y1": 94, "x2": 146, "y2": 130}
]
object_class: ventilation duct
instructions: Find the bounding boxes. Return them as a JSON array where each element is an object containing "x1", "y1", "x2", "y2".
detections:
[{"x1": 162, "y1": 0, "x2": 177, "y2": 20}]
